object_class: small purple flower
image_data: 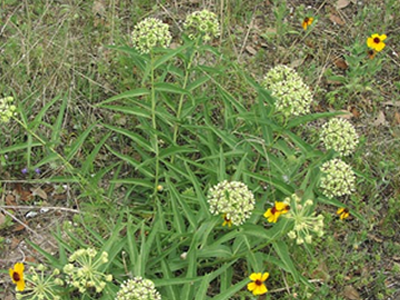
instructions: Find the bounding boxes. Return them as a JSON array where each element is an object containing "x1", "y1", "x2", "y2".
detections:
[
  {"x1": 35, "y1": 168, "x2": 41, "y2": 174},
  {"x1": 21, "y1": 168, "x2": 28, "y2": 174}
]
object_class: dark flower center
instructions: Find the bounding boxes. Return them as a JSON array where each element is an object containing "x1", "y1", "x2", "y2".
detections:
[
  {"x1": 304, "y1": 17, "x2": 309, "y2": 23},
  {"x1": 13, "y1": 272, "x2": 21, "y2": 282},
  {"x1": 255, "y1": 279, "x2": 262, "y2": 286},
  {"x1": 373, "y1": 37, "x2": 380, "y2": 44},
  {"x1": 271, "y1": 207, "x2": 277, "y2": 214}
]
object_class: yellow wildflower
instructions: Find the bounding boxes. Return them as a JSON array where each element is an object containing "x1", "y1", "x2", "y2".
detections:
[
  {"x1": 222, "y1": 214, "x2": 232, "y2": 227},
  {"x1": 9, "y1": 262, "x2": 25, "y2": 291},
  {"x1": 367, "y1": 33, "x2": 387, "y2": 52},
  {"x1": 337, "y1": 207, "x2": 350, "y2": 220},
  {"x1": 264, "y1": 201, "x2": 290, "y2": 223},
  {"x1": 302, "y1": 17, "x2": 313, "y2": 30},
  {"x1": 247, "y1": 272, "x2": 269, "y2": 295}
]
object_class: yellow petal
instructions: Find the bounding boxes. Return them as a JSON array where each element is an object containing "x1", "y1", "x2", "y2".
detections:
[
  {"x1": 261, "y1": 272, "x2": 270, "y2": 281},
  {"x1": 337, "y1": 208, "x2": 344, "y2": 215},
  {"x1": 253, "y1": 283, "x2": 268, "y2": 295},
  {"x1": 263, "y1": 209, "x2": 272, "y2": 218},
  {"x1": 247, "y1": 282, "x2": 256, "y2": 291},
  {"x1": 16, "y1": 279, "x2": 25, "y2": 291},
  {"x1": 275, "y1": 202, "x2": 286, "y2": 211},
  {"x1": 14, "y1": 262, "x2": 24, "y2": 273},
  {"x1": 367, "y1": 37, "x2": 375, "y2": 48},
  {"x1": 375, "y1": 42, "x2": 385, "y2": 52},
  {"x1": 9, "y1": 268, "x2": 15, "y2": 283},
  {"x1": 380, "y1": 34, "x2": 387, "y2": 41},
  {"x1": 249, "y1": 273, "x2": 261, "y2": 281},
  {"x1": 309, "y1": 17, "x2": 314, "y2": 23},
  {"x1": 302, "y1": 22, "x2": 307, "y2": 30}
]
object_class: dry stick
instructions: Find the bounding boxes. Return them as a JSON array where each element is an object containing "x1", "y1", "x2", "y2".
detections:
[
  {"x1": 0, "y1": 206, "x2": 40, "y2": 237},
  {"x1": 268, "y1": 279, "x2": 324, "y2": 294},
  {"x1": 2, "y1": 206, "x2": 80, "y2": 214},
  {"x1": 238, "y1": 8, "x2": 257, "y2": 63}
]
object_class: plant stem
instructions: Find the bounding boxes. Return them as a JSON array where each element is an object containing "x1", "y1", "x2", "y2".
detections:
[
  {"x1": 150, "y1": 53, "x2": 160, "y2": 195},
  {"x1": 171, "y1": 40, "x2": 199, "y2": 163}
]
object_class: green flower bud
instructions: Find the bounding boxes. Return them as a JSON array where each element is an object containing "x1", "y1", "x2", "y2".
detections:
[
  {"x1": 320, "y1": 118, "x2": 359, "y2": 156},
  {"x1": 207, "y1": 180, "x2": 255, "y2": 226},
  {"x1": 116, "y1": 277, "x2": 161, "y2": 300},
  {"x1": 320, "y1": 159, "x2": 356, "y2": 198},
  {"x1": 131, "y1": 18, "x2": 172, "y2": 54},
  {"x1": 262, "y1": 65, "x2": 313, "y2": 117},
  {"x1": 184, "y1": 10, "x2": 220, "y2": 42}
]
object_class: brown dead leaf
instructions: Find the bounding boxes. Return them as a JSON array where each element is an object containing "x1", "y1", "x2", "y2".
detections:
[
  {"x1": 11, "y1": 237, "x2": 21, "y2": 249},
  {"x1": 0, "y1": 212, "x2": 5, "y2": 226},
  {"x1": 31, "y1": 187, "x2": 48, "y2": 200},
  {"x1": 311, "y1": 261, "x2": 330, "y2": 281},
  {"x1": 20, "y1": 190, "x2": 33, "y2": 202},
  {"x1": 92, "y1": 1, "x2": 106, "y2": 17},
  {"x1": 334, "y1": 58, "x2": 348, "y2": 70},
  {"x1": 337, "y1": 0, "x2": 350, "y2": 9},
  {"x1": 329, "y1": 14, "x2": 346, "y2": 26},
  {"x1": 25, "y1": 256, "x2": 37, "y2": 263},
  {"x1": 336, "y1": 109, "x2": 353, "y2": 119},
  {"x1": 350, "y1": 107, "x2": 361, "y2": 118},
  {"x1": 373, "y1": 111, "x2": 387, "y2": 126},
  {"x1": 245, "y1": 45, "x2": 257, "y2": 55},
  {"x1": 12, "y1": 223, "x2": 26, "y2": 232},
  {"x1": 290, "y1": 58, "x2": 304, "y2": 68},
  {"x1": 343, "y1": 285, "x2": 361, "y2": 300},
  {"x1": 395, "y1": 112, "x2": 400, "y2": 125},
  {"x1": 6, "y1": 194, "x2": 16, "y2": 206}
]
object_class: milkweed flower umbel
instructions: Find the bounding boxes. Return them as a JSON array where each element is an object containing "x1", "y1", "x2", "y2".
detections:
[
  {"x1": 284, "y1": 194, "x2": 324, "y2": 245},
  {"x1": 0, "y1": 96, "x2": 17, "y2": 123},
  {"x1": 9, "y1": 262, "x2": 25, "y2": 291},
  {"x1": 116, "y1": 277, "x2": 161, "y2": 300},
  {"x1": 320, "y1": 118, "x2": 359, "y2": 156},
  {"x1": 320, "y1": 159, "x2": 356, "y2": 198},
  {"x1": 63, "y1": 248, "x2": 112, "y2": 294},
  {"x1": 367, "y1": 33, "x2": 387, "y2": 52},
  {"x1": 262, "y1": 65, "x2": 313, "y2": 117},
  {"x1": 302, "y1": 17, "x2": 313, "y2": 30},
  {"x1": 208, "y1": 180, "x2": 255, "y2": 226},
  {"x1": 337, "y1": 207, "x2": 350, "y2": 220},
  {"x1": 264, "y1": 201, "x2": 290, "y2": 223},
  {"x1": 247, "y1": 272, "x2": 269, "y2": 296},
  {"x1": 14, "y1": 264, "x2": 64, "y2": 300},
  {"x1": 184, "y1": 10, "x2": 220, "y2": 42},
  {"x1": 131, "y1": 18, "x2": 172, "y2": 54}
]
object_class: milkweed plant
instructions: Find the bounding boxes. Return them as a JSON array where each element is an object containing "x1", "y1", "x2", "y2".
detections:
[{"x1": 6, "y1": 9, "x2": 365, "y2": 300}]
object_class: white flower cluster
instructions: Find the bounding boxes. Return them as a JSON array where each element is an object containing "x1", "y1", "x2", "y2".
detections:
[
  {"x1": 262, "y1": 65, "x2": 313, "y2": 117},
  {"x1": 131, "y1": 18, "x2": 172, "y2": 54},
  {"x1": 284, "y1": 194, "x2": 324, "y2": 245},
  {"x1": 63, "y1": 248, "x2": 112, "y2": 294},
  {"x1": 184, "y1": 10, "x2": 220, "y2": 42},
  {"x1": 320, "y1": 118, "x2": 359, "y2": 156},
  {"x1": 320, "y1": 159, "x2": 356, "y2": 198},
  {"x1": 16, "y1": 265, "x2": 64, "y2": 300},
  {"x1": 115, "y1": 277, "x2": 161, "y2": 300},
  {"x1": 0, "y1": 96, "x2": 17, "y2": 123},
  {"x1": 207, "y1": 180, "x2": 255, "y2": 226}
]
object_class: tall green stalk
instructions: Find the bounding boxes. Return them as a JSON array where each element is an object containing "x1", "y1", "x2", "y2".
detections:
[
  {"x1": 171, "y1": 40, "x2": 199, "y2": 163},
  {"x1": 150, "y1": 53, "x2": 160, "y2": 196}
]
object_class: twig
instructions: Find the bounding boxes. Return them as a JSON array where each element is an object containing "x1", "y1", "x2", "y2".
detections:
[
  {"x1": 269, "y1": 279, "x2": 324, "y2": 294},
  {"x1": 1, "y1": 205, "x2": 80, "y2": 214},
  {"x1": 0, "y1": 206, "x2": 40, "y2": 237}
]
